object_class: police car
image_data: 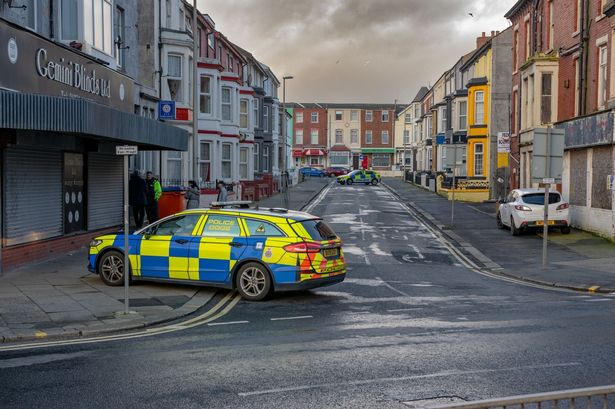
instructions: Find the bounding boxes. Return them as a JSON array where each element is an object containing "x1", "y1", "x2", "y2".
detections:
[
  {"x1": 337, "y1": 170, "x2": 381, "y2": 185},
  {"x1": 88, "y1": 203, "x2": 346, "y2": 301}
]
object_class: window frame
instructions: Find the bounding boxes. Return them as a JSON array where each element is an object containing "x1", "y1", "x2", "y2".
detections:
[
  {"x1": 311, "y1": 112, "x2": 318, "y2": 123},
  {"x1": 296, "y1": 129, "x2": 304, "y2": 145},
  {"x1": 199, "y1": 142, "x2": 211, "y2": 183},
  {"x1": 310, "y1": 129, "x2": 318, "y2": 145},
  {"x1": 335, "y1": 129, "x2": 343, "y2": 144},
  {"x1": 221, "y1": 143, "x2": 232, "y2": 179},
  {"x1": 474, "y1": 91, "x2": 485, "y2": 125},
  {"x1": 474, "y1": 143, "x2": 484, "y2": 176},
  {"x1": 201, "y1": 214, "x2": 242, "y2": 237},
  {"x1": 296, "y1": 112, "x2": 304, "y2": 123},
  {"x1": 381, "y1": 111, "x2": 389, "y2": 122},
  {"x1": 243, "y1": 218, "x2": 286, "y2": 237},
  {"x1": 199, "y1": 75, "x2": 212, "y2": 115},
  {"x1": 365, "y1": 130, "x2": 373, "y2": 144},
  {"x1": 381, "y1": 130, "x2": 389, "y2": 145},
  {"x1": 458, "y1": 101, "x2": 467, "y2": 130},
  {"x1": 240, "y1": 98, "x2": 249, "y2": 128},
  {"x1": 365, "y1": 111, "x2": 373, "y2": 122},
  {"x1": 221, "y1": 87, "x2": 232, "y2": 122},
  {"x1": 239, "y1": 147, "x2": 249, "y2": 180}
]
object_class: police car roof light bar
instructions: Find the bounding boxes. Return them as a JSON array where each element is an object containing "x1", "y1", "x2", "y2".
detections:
[{"x1": 210, "y1": 200, "x2": 253, "y2": 209}]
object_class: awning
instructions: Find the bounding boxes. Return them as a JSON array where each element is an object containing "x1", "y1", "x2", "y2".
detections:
[
  {"x1": 292, "y1": 149, "x2": 304, "y2": 157},
  {"x1": 0, "y1": 90, "x2": 189, "y2": 151},
  {"x1": 330, "y1": 144, "x2": 350, "y2": 151},
  {"x1": 303, "y1": 149, "x2": 326, "y2": 156}
]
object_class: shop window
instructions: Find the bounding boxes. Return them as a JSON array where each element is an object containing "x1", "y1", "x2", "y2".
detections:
[{"x1": 372, "y1": 154, "x2": 390, "y2": 167}]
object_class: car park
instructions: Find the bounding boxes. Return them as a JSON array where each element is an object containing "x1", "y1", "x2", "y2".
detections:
[
  {"x1": 337, "y1": 169, "x2": 381, "y2": 185},
  {"x1": 88, "y1": 205, "x2": 346, "y2": 301},
  {"x1": 496, "y1": 188, "x2": 571, "y2": 235}
]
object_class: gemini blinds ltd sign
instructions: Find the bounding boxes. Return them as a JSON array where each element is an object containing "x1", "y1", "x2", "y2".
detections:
[{"x1": 0, "y1": 18, "x2": 134, "y2": 112}]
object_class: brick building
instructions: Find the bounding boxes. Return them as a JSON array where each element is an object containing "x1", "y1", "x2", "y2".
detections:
[
  {"x1": 360, "y1": 106, "x2": 396, "y2": 170},
  {"x1": 290, "y1": 104, "x2": 328, "y2": 167}
]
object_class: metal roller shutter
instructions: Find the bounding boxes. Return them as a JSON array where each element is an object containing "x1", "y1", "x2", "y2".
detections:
[
  {"x1": 88, "y1": 153, "x2": 123, "y2": 230},
  {"x1": 4, "y1": 149, "x2": 63, "y2": 246}
]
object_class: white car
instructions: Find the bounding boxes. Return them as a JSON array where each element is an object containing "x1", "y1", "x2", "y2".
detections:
[{"x1": 496, "y1": 188, "x2": 571, "y2": 235}]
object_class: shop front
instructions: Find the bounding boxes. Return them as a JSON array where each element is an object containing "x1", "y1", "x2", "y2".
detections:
[{"x1": 0, "y1": 18, "x2": 188, "y2": 270}]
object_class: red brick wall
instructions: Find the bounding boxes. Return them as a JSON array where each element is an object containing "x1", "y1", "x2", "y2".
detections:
[
  {"x1": 360, "y1": 110, "x2": 394, "y2": 147},
  {"x1": 2, "y1": 228, "x2": 119, "y2": 271},
  {"x1": 293, "y1": 108, "x2": 328, "y2": 148}
]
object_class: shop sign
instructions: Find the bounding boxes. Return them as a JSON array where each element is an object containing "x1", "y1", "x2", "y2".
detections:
[{"x1": 0, "y1": 19, "x2": 134, "y2": 112}]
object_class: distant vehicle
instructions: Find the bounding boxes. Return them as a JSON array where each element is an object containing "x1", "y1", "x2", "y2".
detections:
[
  {"x1": 88, "y1": 206, "x2": 346, "y2": 301},
  {"x1": 497, "y1": 188, "x2": 571, "y2": 235},
  {"x1": 337, "y1": 170, "x2": 381, "y2": 185},
  {"x1": 324, "y1": 167, "x2": 350, "y2": 177},
  {"x1": 300, "y1": 167, "x2": 325, "y2": 177}
]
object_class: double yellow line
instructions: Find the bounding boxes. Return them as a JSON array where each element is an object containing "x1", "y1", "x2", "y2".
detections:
[{"x1": 0, "y1": 292, "x2": 242, "y2": 352}]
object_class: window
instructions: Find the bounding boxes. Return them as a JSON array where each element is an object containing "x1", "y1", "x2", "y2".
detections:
[
  {"x1": 513, "y1": 29, "x2": 519, "y2": 71},
  {"x1": 263, "y1": 146, "x2": 270, "y2": 172},
  {"x1": 311, "y1": 112, "x2": 318, "y2": 123},
  {"x1": 405, "y1": 113, "x2": 412, "y2": 123},
  {"x1": 548, "y1": 0, "x2": 554, "y2": 50},
  {"x1": 202, "y1": 215, "x2": 241, "y2": 237},
  {"x1": 167, "y1": 54, "x2": 183, "y2": 102},
  {"x1": 310, "y1": 129, "x2": 318, "y2": 145},
  {"x1": 167, "y1": 151, "x2": 182, "y2": 183},
  {"x1": 254, "y1": 100, "x2": 259, "y2": 128},
  {"x1": 329, "y1": 152, "x2": 349, "y2": 166},
  {"x1": 244, "y1": 219, "x2": 285, "y2": 237},
  {"x1": 221, "y1": 87, "x2": 232, "y2": 121},
  {"x1": 335, "y1": 129, "x2": 343, "y2": 144},
  {"x1": 114, "y1": 6, "x2": 125, "y2": 67},
  {"x1": 474, "y1": 143, "x2": 484, "y2": 176},
  {"x1": 228, "y1": 55, "x2": 234, "y2": 72},
  {"x1": 381, "y1": 130, "x2": 389, "y2": 144},
  {"x1": 575, "y1": 58, "x2": 580, "y2": 115},
  {"x1": 474, "y1": 91, "x2": 484, "y2": 125},
  {"x1": 372, "y1": 154, "x2": 390, "y2": 167},
  {"x1": 179, "y1": 7, "x2": 184, "y2": 30},
  {"x1": 598, "y1": 45, "x2": 608, "y2": 109},
  {"x1": 351, "y1": 110, "x2": 359, "y2": 121},
  {"x1": 240, "y1": 147, "x2": 249, "y2": 179},
  {"x1": 83, "y1": 0, "x2": 113, "y2": 54},
  {"x1": 440, "y1": 107, "x2": 447, "y2": 131},
  {"x1": 351, "y1": 129, "x2": 359, "y2": 144},
  {"x1": 197, "y1": 28, "x2": 202, "y2": 57},
  {"x1": 335, "y1": 111, "x2": 343, "y2": 120},
  {"x1": 240, "y1": 99, "x2": 249, "y2": 128},
  {"x1": 199, "y1": 142, "x2": 211, "y2": 183},
  {"x1": 365, "y1": 111, "x2": 373, "y2": 122},
  {"x1": 381, "y1": 111, "x2": 389, "y2": 122},
  {"x1": 296, "y1": 129, "x2": 304, "y2": 144},
  {"x1": 365, "y1": 130, "x2": 373, "y2": 144},
  {"x1": 254, "y1": 143, "x2": 260, "y2": 171},
  {"x1": 221, "y1": 143, "x2": 232, "y2": 178},
  {"x1": 165, "y1": 0, "x2": 171, "y2": 28},
  {"x1": 199, "y1": 76, "x2": 212, "y2": 114},
  {"x1": 151, "y1": 214, "x2": 201, "y2": 236},
  {"x1": 458, "y1": 101, "x2": 467, "y2": 130},
  {"x1": 188, "y1": 57, "x2": 193, "y2": 105},
  {"x1": 541, "y1": 73, "x2": 553, "y2": 124},
  {"x1": 310, "y1": 156, "x2": 321, "y2": 166},
  {"x1": 403, "y1": 130, "x2": 410, "y2": 144},
  {"x1": 525, "y1": 20, "x2": 530, "y2": 60},
  {"x1": 207, "y1": 31, "x2": 215, "y2": 49},
  {"x1": 414, "y1": 105, "x2": 420, "y2": 118},
  {"x1": 60, "y1": 0, "x2": 78, "y2": 39},
  {"x1": 512, "y1": 90, "x2": 518, "y2": 134},
  {"x1": 296, "y1": 112, "x2": 304, "y2": 123},
  {"x1": 263, "y1": 106, "x2": 269, "y2": 131}
]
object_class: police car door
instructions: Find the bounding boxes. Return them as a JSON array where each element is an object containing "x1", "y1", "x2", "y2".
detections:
[
  {"x1": 140, "y1": 214, "x2": 203, "y2": 280},
  {"x1": 189, "y1": 214, "x2": 247, "y2": 283}
]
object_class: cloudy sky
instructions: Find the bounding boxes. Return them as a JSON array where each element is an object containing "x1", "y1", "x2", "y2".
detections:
[{"x1": 199, "y1": 0, "x2": 518, "y2": 103}]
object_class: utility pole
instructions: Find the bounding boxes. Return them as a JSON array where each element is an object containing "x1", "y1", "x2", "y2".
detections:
[
  {"x1": 192, "y1": 0, "x2": 199, "y2": 184},
  {"x1": 281, "y1": 76, "x2": 293, "y2": 208}
]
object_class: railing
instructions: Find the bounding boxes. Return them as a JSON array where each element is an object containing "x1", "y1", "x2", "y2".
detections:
[
  {"x1": 440, "y1": 176, "x2": 489, "y2": 190},
  {"x1": 423, "y1": 385, "x2": 615, "y2": 409}
]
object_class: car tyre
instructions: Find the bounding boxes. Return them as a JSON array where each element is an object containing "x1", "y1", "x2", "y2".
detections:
[
  {"x1": 561, "y1": 226, "x2": 571, "y2": 234},
  {"x1": 235, "y1": 262, "x2": 272, "y2": 301},
  {"x1": 346, "y1": 179, "x2": 353, "y2": 185},
  {"x1": 98, "y1": 250, "x2": 130, "y2": 286},
  {"x1": 510, "y1": 217, "x2": 520, "y2": 236},
  {"x1": 496, "y1": 212, "x2": 505, "y2": 229},
  {"x1": 371, "y1": 179, "x2": 379, "y2": 186}
]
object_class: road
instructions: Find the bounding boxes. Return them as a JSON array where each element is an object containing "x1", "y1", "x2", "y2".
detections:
[{"x1": 2, "y1": 182, "x2": 615, "y2": 409}]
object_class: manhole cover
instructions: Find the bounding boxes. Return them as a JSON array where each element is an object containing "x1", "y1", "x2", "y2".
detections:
[{"x1": 403, "y1": 396, "x2": 466, "y2": 408}]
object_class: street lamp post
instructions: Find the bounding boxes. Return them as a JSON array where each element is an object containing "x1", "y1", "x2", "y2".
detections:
[
  {"x1": 192, "y1": 0, "x2": 199, "y2": 184},
  {"x1": 281, "y1": 75, "x2": 293, "y2": 208},
  {"x1": 403, "y1": 120, "x2": 408, "y2": 180}
]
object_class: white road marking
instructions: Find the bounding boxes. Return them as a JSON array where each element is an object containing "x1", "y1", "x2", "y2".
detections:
[
  {"x1": 207, "y1": 320, "x2": 249, "y2": 326},
  {"x1": 270, "y1": 316, "x2": 313, "y2": 321},
  {"x1": 585, "y1": 298, "x2": 613, "y2": 302},
  {"x1": 386, "y1": 308, "x2": 424, "y2": 312},
  {"x1": 303, "y1": 182, "x2": 333, "y2": 213},
  {"x1": 408, "y1": 244, "x2": 425, "y2": 260},
  {"x1": 369, "y1": 242, "x2": 390, "y2": 256},
  {"x1": 376, "y1": 276, "x2": 411, "y2": 298},
  {"x1": 237, "y1": 362, "x2": 581, "y2": 397}
]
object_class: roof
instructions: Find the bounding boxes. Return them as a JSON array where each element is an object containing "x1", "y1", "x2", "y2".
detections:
[
  {"x1": 412, "y1": 87, "x2": 430, "y2": 103},
  {"x1": 504, "y1": 0, "x2": 530, "y2": 19},
  {"x1": 288, "y1": 102, "x2": 407, "y2": 112}
]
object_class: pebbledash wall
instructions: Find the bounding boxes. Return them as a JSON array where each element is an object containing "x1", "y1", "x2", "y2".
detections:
[{"x1": 0, "y1": 13, "x2": 187, "y2": 270}]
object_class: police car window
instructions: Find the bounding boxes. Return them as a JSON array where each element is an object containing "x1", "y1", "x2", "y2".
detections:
[
  {"x1": 365, "y1": 171, "x2": 374, "y2": 175},
  {"x1": 152, "y1": 214, "x2": 201, "y2": 236},
  {"x1": 202, "y1": 215, "x2": 241, "y2": 237},
  {"x1": 244, "y1": 219, "x2": 285, "y2": 237}
]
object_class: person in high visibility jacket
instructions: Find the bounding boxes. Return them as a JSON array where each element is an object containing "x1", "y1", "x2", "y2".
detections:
[{"x1": 146, "y1": 171, "x2": 162, "y2": 224}]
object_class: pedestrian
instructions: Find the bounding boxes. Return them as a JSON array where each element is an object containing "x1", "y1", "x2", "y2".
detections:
[
  {"x1": 216, "y1": 180, "x2": 228, "y2": 202},
  {"x1": 145, "y1": 171, "x2": 162, "y2": 224},
  {"x1": 129, "y1": 170, "x2": 148, "y2": 229},
  {"x1": 185, "y1": 180, "x2": 200, "y2": 209}
]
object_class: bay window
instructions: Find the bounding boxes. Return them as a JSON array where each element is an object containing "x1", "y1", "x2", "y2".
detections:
[
  {"x1": 240, "y1": 99, "x2": 249, "y2": 128},
  {"x1": 83, "y1": 0, "x2": 114, "y2": 54},
  {"x1": 474, "y1": 91, "x2": 484, "y2": 125},
  {"x1": 240, "y1": 148, "x2": 249, "y2": 180},
  {"x1": 221, "y1": 143, "x2": 232, "y2": 179},
  {"x1": 221, "y1": 87, "x2": 232, "y2": 121},
  {"x1": 200, "y1": 76, "x2": 212, "y2": 115},
  {"x1": 199, "y1": 142, "x2": 211, "y2": 183},
  {"x1": 167, "y1": 54, "x2": 183, "y2": 102}
]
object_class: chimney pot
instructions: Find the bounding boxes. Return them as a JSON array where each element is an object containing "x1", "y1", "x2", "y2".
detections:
[
  {"x1": 491, "y1": 30, "x2": 495, "y2": 36},
  {"x1": 482, "y1": 32, "x2": 486, "y2": 37}
]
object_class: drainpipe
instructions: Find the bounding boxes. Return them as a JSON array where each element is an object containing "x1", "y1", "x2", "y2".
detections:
[
  {"x1": 49, "y1": 0, "x2": 54, "y2": 39},
  {"x1": 158, "y1": 0, "x2": 163, "y2": 180},
  {"x1": 579, "y1": 0, "x2": 590, "y2": 116}
]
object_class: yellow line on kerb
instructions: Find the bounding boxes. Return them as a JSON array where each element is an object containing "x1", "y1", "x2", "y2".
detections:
[{"x1": 589, "y1": 286, "x2": 601, "y2": 293}]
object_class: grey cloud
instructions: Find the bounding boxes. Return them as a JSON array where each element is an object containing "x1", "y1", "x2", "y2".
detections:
[{"x1": 200, "y1": 0, "x2": 517, "y2": 102}]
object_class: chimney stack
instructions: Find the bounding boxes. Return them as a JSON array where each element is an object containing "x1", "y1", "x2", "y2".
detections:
[{"x1": 476, "y1": 32, "x2": 488, "y2": 49}]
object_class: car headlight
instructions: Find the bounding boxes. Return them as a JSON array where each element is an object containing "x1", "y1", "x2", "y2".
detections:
[{"x1": 89, "y1": 239, "x2": 103, "y2": 247}]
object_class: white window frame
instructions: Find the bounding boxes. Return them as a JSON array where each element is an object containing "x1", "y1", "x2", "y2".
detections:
[
  {"x1": 474, "y1": 143, "x2": 484, "y2": 176},
  {"x1": 263, "y1": 145, "x2": 270, "y2": 172},
  {"x1": 381, "y1": 130, "x2": 389, "y2": 144},
  {"x1": 239, "y1": 147, "x2": 249, "y2": 180},
  {"x1": 296, "y1": 112, "x2": 303, "y2": 123},
  {"x1": 264, "y1": 105, "x2": 269, "y2": 132},
  {"x1": 296, "y1": 129, "x2": 304, "y2": 145},
  {"x1": 365, "y1": 111, "x2": 373, "y2": 122},
  {"x1": 240, "y1": 98, "x2": 249, "y2": 128},
  {"x1": 381, "y1": 111, "x2": 389, "y2": 122},
  {"x1": 474, "y1": 91, "x2": 485, "y2": 125},
  {"x1": 310, "y1": 129, "x2": 318, "y2": 145},
  {"x1": 335, "y1": 111, "x2": 343, "y2": 121},
  {"x1": 254, "y1": 143, "x2": 260, "y2": 171},
  {"x1": 83, "y1": 0, "x2": 114, "y2": 55},
  {"x1": 351, "y1": 110, "x2": 359, "y2": 121},
  {"x1": 365, "y1": 130, "x2": 373, "y2": 144},
  {"x1": 199, "y1": 75, "x2": 212, "y2": 115},
  {"x1": 311, "y1": 112, "x2": 318, "y2": 123},
  {"x1": 458, "y1": 101, "x2": 467, "y2": 130},
  {"x1": 335, "y1": 129, "x2": 343, "y2": 144},
  {"x1": 598, "y1": 45, "x2": 608, "y2": 109},
  {"x1": 199, "y1": 142, "x2": 211, "y2": 183},
  {"x1": 350, "y1": 129, "x2": 359, "y2": 145},
  {"x1": 221, "y1": 143, "x2": 232, "y2": 179},
  {"x1": 254, "y1": 100, "x2": 260, "y2": 129},
  {"x1": 221, "y1": 87, "x2": 232, "y2": 122}
]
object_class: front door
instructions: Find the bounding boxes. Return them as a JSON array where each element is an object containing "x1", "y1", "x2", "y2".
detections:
[
  {"x1": 139, "y1": 214, "x2": 203, "y2": 280},
  {"x1": 189, "y1": 214, "x2": 247, "y2": 283},
  {"x1": 63, "y1": 153, "x2": 85, "y2": 234},
  {"x1": 352, "y1": 154, "x2": 360, "y2": 170}
]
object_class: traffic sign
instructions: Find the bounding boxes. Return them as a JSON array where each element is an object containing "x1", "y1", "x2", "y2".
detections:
[
  {"x1": 116, "y1": 145, "x2": 138, "y2": 155},
  {"x1": 159, "y1": 101, "x2": 176, "y2": 119}
]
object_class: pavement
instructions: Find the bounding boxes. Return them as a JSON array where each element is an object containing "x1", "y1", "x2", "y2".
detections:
[
  {"x1": 0, "y1": 178, "x2": 330, "y2": 344},
  {"x1": 384, "y1": 177, "x2": 615, "y2": 293}
]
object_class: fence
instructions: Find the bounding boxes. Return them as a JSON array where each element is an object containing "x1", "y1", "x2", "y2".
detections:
[{"x1": 423, "y1": 385, "x2": 615, "y2": 409}]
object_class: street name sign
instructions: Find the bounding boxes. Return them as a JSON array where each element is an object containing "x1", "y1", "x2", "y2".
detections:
[{"x1": 116, "y1": 145, "x2": 138, "y2": 155}]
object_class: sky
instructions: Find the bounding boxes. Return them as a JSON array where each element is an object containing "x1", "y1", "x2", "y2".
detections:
[{"x1": 199, "y1": 0, "x2": 518, "y2": 104}]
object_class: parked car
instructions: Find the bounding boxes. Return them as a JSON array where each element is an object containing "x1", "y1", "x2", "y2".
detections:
[
  {"x1": 337, "y1": 170, "x2": 381, "y2": 185},
  {"x1": 89, "y1": 205, "x2": 346, "y2": 301},
  {"x1": 299, "y1": 167, "x2": 326, "y2": 177},
  {"x1": 324, "y1": 167, "x2": 350, "y2": 177},
  {"x1": 496, "y1": 188, "x2": 571, "y2": 235}
]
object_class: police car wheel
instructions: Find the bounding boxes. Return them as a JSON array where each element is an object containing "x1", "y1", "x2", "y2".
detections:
[
  {"x1": 371, "y1": 179, "x2": 379, "y2": 185},
  {"x1": 236, "y1": 262, "x2": 272, "y2": 301},
  {"x1": 346, "y1": 179, "x2": 353, "y2": 185},
  {"x1": 99, "y1": 251, "x2": 128, "y2": 286}
]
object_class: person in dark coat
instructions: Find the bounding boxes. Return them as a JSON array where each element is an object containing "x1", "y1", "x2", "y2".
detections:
[
  {"x1": 129, "y1": 171, "x2": 148, "y2": 229},
  {"x1": 145, "y1": 171, "x2": 162, "y2": 224}
]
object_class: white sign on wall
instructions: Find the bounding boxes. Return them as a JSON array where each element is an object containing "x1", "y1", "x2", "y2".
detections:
[{"x1": 497, "y1": 132, "x2": 511, "y2": 153}]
